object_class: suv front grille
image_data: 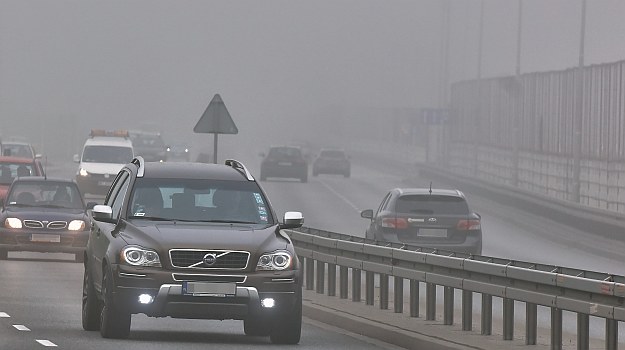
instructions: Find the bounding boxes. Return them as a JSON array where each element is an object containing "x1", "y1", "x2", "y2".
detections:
[
  {"x1": 22, "y1": 220, "x2": 68, "y2": 229},
  {"x1": 170, "y1": 250, "x2": 250, "y2": 270}
]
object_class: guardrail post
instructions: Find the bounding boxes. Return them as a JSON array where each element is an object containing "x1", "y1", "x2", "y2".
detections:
[
  {"x1": 503, "y1": 298, "x2": 514, "y2": 340},
  {"x1": 327, "y1": 263, "x2": 336, "y2": 297},
  {"x1": 444, "y1": 286, "x2": 454, "y2": 325},
  {"x1": 526, "y1": 302, "x2": 537, "y2": 345},
  {"x1": 605, "y1": 319, "x2": 618, "y2": 350},
  {"x1": 380, "y1": 274, "x2": 389, "y2": 310},
  {"x1": 315, "y1": 260, "x2": 325, "y2": 294},
  {"x1": 352, "y1": 268, "x2": 361, "y2": 302},
  {"x1": 462, "y1": 290, "x2": 472, "y2": 331},
  {"x1": 305, "y1": 258, "x2": 314, "y2": 291},
  {"x1": 426, "y1": 283, "x2": 436, "y2": 320},
  {"x1": 481, "y1": 294, "x2": 492, "y2": 335},
  {"x1": 551, "y1": 307, "x2": 562, "y2": 350},
  {"x1": 394, "y1": 277, "x2": 403, "y2": 313},
  {"x1": 365, "y1": 271, "x2": 375, "y2": 305},
  {"x1": 339, "y1": 266, "x2": 348, "y2": 299},
  {"x1": 577, "y1": 313, "x2": 589, "y2": 350},
  {"x1": 410, "y1": 280, "x2": 420, "y2": 317}
]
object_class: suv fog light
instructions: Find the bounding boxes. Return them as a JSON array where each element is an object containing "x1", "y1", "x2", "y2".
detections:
[
  {"x1": 138, "y1": 294, "x2": 154, "y2": 304},
  {"x1": 261, "y1": 298, "x2": 275, "y2": 308}
]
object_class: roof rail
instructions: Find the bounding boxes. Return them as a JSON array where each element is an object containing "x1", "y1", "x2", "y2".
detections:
[
  {"x1": 225, "y1": 159, "x2": 254, "y2": 181},
  {"x1": 131, "y1": 156, "x2": 145, "y2": 178}
]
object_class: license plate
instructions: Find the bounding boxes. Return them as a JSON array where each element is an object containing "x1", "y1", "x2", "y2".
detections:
[
  {"x1": 182, "y1": 282, "x2": 236, "y2": 296},
  {"x1": 417, "y1": 228, "x2": 447, "y2": 237},
  {"x1": 30, "y1": 234, "x2": 61, "y2": 243},
  {"x1": 278, "y1": 162, "x2": 292, "y2": 166},
  {"x1": 98, "y1": 181, "x2": 112, "y2": 187}
]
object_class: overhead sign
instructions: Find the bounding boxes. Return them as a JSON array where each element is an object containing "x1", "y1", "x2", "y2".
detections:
[{"x1": 193, "y1": 94, "x2": 238, "y2": 134}]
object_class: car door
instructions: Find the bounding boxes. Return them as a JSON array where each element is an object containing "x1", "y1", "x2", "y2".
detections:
[
  {"x1": 89, "y1": 171, "x2": 130, "y2": 291},
  {"x1": 369, "y1": 192, "x2": 392, "y2": 238}
]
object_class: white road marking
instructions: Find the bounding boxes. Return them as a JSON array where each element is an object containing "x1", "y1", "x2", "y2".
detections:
[
  {"x1": 0, "y1": 312, "x2": 10, "y2": 318},
  {"x1": 13, "y1": 325, "x2": 30, "y2": 331},
  {"x1": 36, "y1": 340, "x2": 57, "y2": 347},
  {"x1": 319, "y1": 180, "x2": 361, "y2": 212}
]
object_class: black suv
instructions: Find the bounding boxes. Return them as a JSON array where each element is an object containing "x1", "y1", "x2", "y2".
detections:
[
  {"x1": 361, "y1": 188, "x2": 482, "y2": 255},
  {"x1": 82, "y1": 157, "x2": 304, "y2": 344},
  {"x1": 259, "y1": 146, "x2": 308, "y2": 183}
]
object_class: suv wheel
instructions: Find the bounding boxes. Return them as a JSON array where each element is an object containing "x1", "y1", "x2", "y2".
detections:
[
  {"x1": 75, "y1": 253, "x2": 85, "y2": 263},
  {"x1": 269, "y1": 289, "x2": 302, "y2": 344},
  {"x1": 243, "y1": 317, "x2": 271, "y2": 336},
  {"x1": 82, "y1": 266, "x2": 102, "y2": 331},
  {"x1": 100, "y1": 267, "x2": 131, "y2": 338},
  {"x1": 0, "y1": 249, "x2": 7, "y2": 260}
]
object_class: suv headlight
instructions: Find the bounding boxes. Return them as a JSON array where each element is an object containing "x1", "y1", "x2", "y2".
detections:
[
  {"x1": 121, "y1": 246, "x2": 161, "y2": 267},
  {"x1": 68, "y1": 220, "x2": 86, "y2": 231},
  {"x1": 256, "y1": 250, "x2": 292, "y2": 271},
  {"x1": 5, "y1": 218, "x2": 23, "y2": 229},
  {"x1": 79, "y1": 168, "x2": 89, "y2": 177}
]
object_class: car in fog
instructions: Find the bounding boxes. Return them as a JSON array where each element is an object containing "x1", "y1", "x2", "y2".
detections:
[
  {"x1": 74, "y1": 130, "x2": 134, "y2": 196},
  {"x1": 129, "y1": 130, "x2": 166, "y2": 162},
  {"x1": 83, "y1": 157, "x2": 304, "y2": 344},
  {"x1": 1, "y1": 141, "x2": 40, "y2": 159},
  {"x1": 361, "y1": 188, "x2": 482, "y2": 255},
  {"x1": 0, "y1": 177, "x2": 92, "y2": 262},
  {"x1": 312, "y1": 148, "x2": 351, "y2": 177},
  {"x1": 259, "y1": 146, "x2": 308, "y2": 182},
  {"x1": 0, "y1": 156, "x2": 46, "y2": 202},
  {"x1": 165, "y1": 143, "x2": 191, "y2": 162}
]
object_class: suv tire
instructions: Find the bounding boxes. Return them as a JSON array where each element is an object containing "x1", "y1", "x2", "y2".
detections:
[
  {"x1": 100, "y1": 267, "x2": 131, "y2": 339},
  {"x1": 75, "y1": 253, "x2": 85, "y2": 263},
  {"x1": 82, "y1": 266, "x2": 101, "y2": 331},
  {"x1": 269, "y1": 289, "x2": 302, "y2": 344}
]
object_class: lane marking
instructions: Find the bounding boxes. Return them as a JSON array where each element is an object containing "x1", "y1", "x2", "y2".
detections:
[
  {"x1": 0, "y1": 312, "x2": 10, "y2": 318},
  {"x1": 36, "y1": 340, "x2": 57, "y2": 347},
  {"x1": 13, "y1": 325, "x2": 30, "y2": 331},
  {"x1": 319, "y1": 180, "x2": 361, "y2": 212}
]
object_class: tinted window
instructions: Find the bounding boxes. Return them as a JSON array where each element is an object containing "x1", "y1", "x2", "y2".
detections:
[
  {"x1": 0, "y1": 162, "x2": 34, "y2": 184},
  {"x1": 319, "y1": 150, "x2": 345, "y2": 158},
  {"x1": 82, "y1": 146, "x2": 133, "y2": 164},
  {"x1": 268, "y1": 147, "x2": 302, "y2": 159},
  {"x1": 2, "y1": 144, "x2": 33, "y2": 158},
  {"x1": 7, "y1": 181, "x2": 84, "y2": 209},
  {"x1": 110, "y1": 175, "x2": 130, "y2": 220},
  {"x1": 394, "y1": 195, "x2": 469, "y2": 215}
]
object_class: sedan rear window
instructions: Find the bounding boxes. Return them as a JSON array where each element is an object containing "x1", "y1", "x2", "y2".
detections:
[{"x1": 394, "y1": 195, "x2": 469, "y2": 215}]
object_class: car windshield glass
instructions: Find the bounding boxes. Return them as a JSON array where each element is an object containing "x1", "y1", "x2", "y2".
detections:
[
  {"x1": 320, "y1": 150, "x2": 345, "y2": 158},
  {"x1": 268, "y1": 147, "x2": 301, "y2": 159},
  {"x1": 0, "y1": 163, "x2": 34, "y2": 184},
  {"x1": 395, "y1": 195, "x2": 469, "y2": 215},
  {"x1": 2, "y1": 144, "x2": 33, "y2": 158},
  {"x1": 128, "y1": 178, "x2": 273, "y2": 225},
  {"x1": 6, "y1": 181, "x2": 85, "y2": 209},
  {"x1": 82, "y1": 146, "x2": 133, "y2": 164}
]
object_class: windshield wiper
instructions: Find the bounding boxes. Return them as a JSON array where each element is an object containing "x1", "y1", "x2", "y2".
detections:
[
  {"x1": 194, "y1": 219, "x2": 258, "y2": 224},
  {"x1": 128, "y1": 216, "x2": 173, "y2": 221},
  {"x1": 8, "y1": 203, "x2": 36, "y2": 207}
]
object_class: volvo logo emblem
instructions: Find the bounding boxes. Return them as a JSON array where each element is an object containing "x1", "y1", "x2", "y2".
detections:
[
  {"x1": 203, "y1": 253, "x2": 217, "y2": 266},
  {"x1": 427, "y1": 217, "x2": 437, "y2": 222}
]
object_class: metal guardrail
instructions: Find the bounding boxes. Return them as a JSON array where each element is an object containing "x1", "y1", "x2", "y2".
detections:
[{"x1": 288, "y1": 227, "x2": 625, "y2": 350}]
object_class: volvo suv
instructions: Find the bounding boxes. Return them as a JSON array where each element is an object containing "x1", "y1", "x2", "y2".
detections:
[{"x1": 82, "y1": 157, "x2": 304, "y2": 344}]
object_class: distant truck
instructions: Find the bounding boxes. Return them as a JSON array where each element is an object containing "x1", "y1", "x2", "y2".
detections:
[{"x1": 74, "y1": 130, "x2": 134, "y2": 196}]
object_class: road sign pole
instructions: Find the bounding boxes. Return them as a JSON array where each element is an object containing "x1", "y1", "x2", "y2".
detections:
[{"x1": 213, "y1": 133, "x2": 218, "y2": 164}]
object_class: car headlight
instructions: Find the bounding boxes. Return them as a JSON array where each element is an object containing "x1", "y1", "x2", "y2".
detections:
[
  {"x1": 121, "y1": 246, "x2": 161, "y2": 267},
  {"x1": 68, "y1": 220, "x2": 85, "y2": 231},
  {"x1": 257, "y1": 250, "x2": 293, "y2": 271},
  {"x1": 79, "y1": 168, "x2": 89, "y2": 177},
  {"x1": 5, "y1": 218, "x2": 22, "y2": 229}
]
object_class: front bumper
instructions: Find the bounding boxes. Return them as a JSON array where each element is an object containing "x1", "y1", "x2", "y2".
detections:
[{"x1": 0, "y1": 229, "x2": 88, "y2": 254}]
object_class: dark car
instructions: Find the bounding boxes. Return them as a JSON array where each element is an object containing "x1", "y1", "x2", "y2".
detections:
[
  {"x1": 361, "y1": 188, "x2": 482, "y2": 255},
  {"x1": 82, "y1": 157, "x2": 304, "y2": 344},
  {"x1": 165, "y1": 143, "x2": 191, "y2": 162},
  {"x1": 129, "y1": 131, "x2": 166, "y2": 162},
  {"x1": 312, "y1": 149, "x2": 351, "y2": 177},
  {"x1": 259, "y1": 146, "x2": 308, "y2": 182},
  {"x1": 0, "y1": 156, "x2": 46, "y2": 202},
  {"x1": 0, "y1": 177, "x2": 92, "y2": 262}
]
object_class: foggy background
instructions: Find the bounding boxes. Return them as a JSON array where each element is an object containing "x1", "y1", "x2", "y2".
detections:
[{"x1": 1, "y1": 0, "x2": 625, "y2": 162}]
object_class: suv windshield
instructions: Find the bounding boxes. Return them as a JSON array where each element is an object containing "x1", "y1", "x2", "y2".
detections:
[
  {"x1": 395, "y1": 195, "x2": 469, "y2": 215},
  {"x1": 7, "y1": 181, "x2": 84, "y2": 209},
  {"x1": 82, "y1": 146, "x2": 133, "y2": 164},
  {"x1": 128, "y1": 178, "x2": 273, "y2": 224}
]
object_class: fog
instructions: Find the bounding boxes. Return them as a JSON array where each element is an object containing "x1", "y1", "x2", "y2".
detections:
[{"x1": 1, "y1": 0, "x2": 625, "y2": 161}]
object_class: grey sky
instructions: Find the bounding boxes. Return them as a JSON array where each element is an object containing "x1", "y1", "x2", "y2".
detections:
[{"x1": 1, "y1": 0, "x2": 625, "y2": 158}]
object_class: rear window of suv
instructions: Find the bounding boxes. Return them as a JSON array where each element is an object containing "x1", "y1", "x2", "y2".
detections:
[{"x1": 394, "y1": 195, "x2": 469, "y2": 215}]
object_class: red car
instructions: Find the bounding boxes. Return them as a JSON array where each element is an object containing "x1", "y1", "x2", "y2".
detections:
[{"x1": 0, "y1": 157, "x2": 46, "y2": 202}]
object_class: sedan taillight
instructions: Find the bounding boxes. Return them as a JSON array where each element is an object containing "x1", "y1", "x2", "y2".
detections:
[
  {"x1": 457, "y1": 219, "x2": 481, "y2": 230},
  {"x1": 381, "y1": 217, "x2": 408, "y2": 229}
]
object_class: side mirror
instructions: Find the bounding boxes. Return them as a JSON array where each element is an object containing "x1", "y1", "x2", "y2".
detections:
[
  {"x1": 280, "y1": 211, "x2": 304, "y2": 229},
  {"x1": 360, "y1": 209, "x2": 373, "y2": 219},
  {"x1": 92, "y1": 205, "x2": 114, "y2": 222},
  {"x1": 73, "y1": 154, "x2": 80, "y2": 163}
]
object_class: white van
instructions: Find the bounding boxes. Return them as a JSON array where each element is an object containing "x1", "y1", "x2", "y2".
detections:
[{"x1": 74, "y1": 130, "x2": 134, "y2": 196}]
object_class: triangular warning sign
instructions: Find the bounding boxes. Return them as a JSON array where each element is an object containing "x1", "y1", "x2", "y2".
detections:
[{"x1": 193, "y1": 94, "x2": 238, "y2": 134}]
